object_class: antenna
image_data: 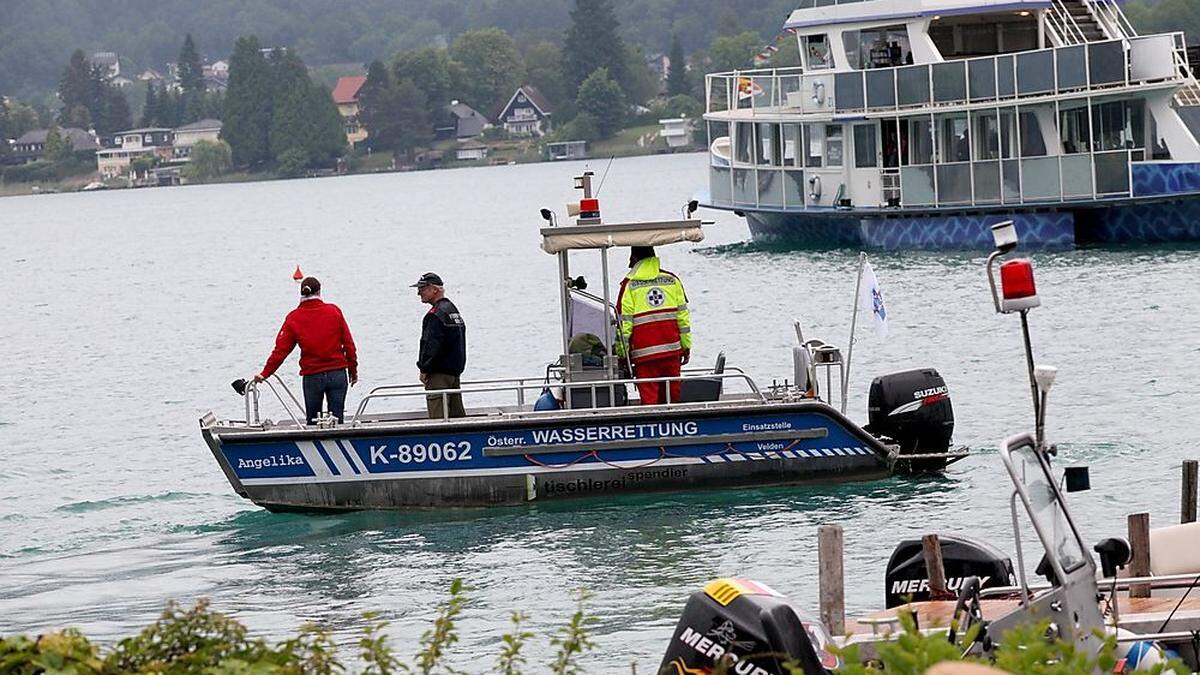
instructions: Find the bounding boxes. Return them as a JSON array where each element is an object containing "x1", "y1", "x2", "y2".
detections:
[{"x1": 594, "y1": 155, "x2": 616, "y2": 196}]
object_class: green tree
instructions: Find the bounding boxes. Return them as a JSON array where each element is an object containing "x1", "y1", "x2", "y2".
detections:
[
  {"x1": 359, "y1": 60, "x2": 395, "y2": 152},
  {"x1": 43, "y1": 126, "x2": 73, "y2": 163},
  {"x1": 705, "y1": 31, "x2": 763, "y2": 72},
  {"x1": 177, "y1": 34, "x2": 206, "y2": 95},
  {"x1": 391, "y1": 77, "x2": 433, "y2": 159},
  {"x1": 0, "y1": 101, "x2": 9, "y2": 159},
  {"x1": 663, "y1": 94, "x2": 702, "y2": 119},
  {"x1": 97, "y1": 86, "x2": 131, "y2": 135},
  {"x1": 524, "y1": 42, "x2": 567, "y2": 109},
  {"x1": 223, "y1": 36, "x2": 273, "y2": 166},
  {"x1": 621, "y1": 45, "x2": 659, "y2": 106},
  {"x1": 564, "y1": 0, "x2": 628, "y2": 98},
  {"x1": 58, "y1": 50, "x2": 93, "y2": 125},
  {"x1": 5, "y1": 102, "x2": 39, "y2": 137},
  {"x1": 667, "y1": 34, "x2": 691, "y2": 97},
  {"x1": 393, "y1": 47, "x2": 455, "y2": 126},
  {"x1": 576, "y1": 67, "x2": 625, "y2": 139},
  {"x1": 708, "y1": 30, "x2": 763, "y2": 72},
  {"x1": 450, "y1": 28, "x2": 524, "y2": 113},
  {"x1": 139, "y1": 84, "x2": 158, "y2": 127},
  {"x1": 183, "y1": 139, "x2": 233, "y2": 182},
  {"x1": 258, "y1": 48, "x2": 345, "y2": 169},
  {"x1": 276, "y1": 147, "x2": 309, "y2": 178}
]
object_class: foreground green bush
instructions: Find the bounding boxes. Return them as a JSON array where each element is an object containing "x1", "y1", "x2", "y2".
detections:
[{"x1": 1, "y1": 584, "x2": 1191, "y2": 674}]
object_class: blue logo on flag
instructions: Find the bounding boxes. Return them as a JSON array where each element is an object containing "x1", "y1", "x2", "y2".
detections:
[{"x1": 872, "y1": 288, "x2": 886, "y2": 321}]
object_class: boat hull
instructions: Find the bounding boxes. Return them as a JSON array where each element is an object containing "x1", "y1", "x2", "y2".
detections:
[
  {"x1": 724, "y1": 196, "x2": 1200, "y2": 250},
  {"x1": 203, "y1": 402, "x2": 897, "y2": 512}
]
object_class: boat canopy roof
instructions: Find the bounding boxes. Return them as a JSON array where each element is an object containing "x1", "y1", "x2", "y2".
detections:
[
  {"x1": 785, "y1": 0, "x2": 1052, "y2": 31},
  {"x1": 540, "y1": 220, "x2": 706, "y2": 254}
]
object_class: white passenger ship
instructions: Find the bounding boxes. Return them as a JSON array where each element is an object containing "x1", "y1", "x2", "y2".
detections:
[{"x1": 702, "y1": 0, "x2": 1200, "y2": 248}]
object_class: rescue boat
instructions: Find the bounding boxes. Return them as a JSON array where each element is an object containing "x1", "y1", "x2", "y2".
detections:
[{"x1": 199, "y1": 173, "x2": 968, "y2": 512}]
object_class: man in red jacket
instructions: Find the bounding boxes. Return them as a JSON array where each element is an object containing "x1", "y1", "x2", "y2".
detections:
[{"x1": 255, "y1": 276, "x2": 358, "y2": 425}]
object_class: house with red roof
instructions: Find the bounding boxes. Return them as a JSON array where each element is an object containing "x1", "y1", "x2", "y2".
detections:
[{"x1": 331, "y1": 75, "x2": 368, "y2": 146}]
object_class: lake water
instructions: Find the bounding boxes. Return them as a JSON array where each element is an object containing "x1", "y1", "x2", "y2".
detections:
[{"x1": 1, "y1": 153, "x2": 1198, "y2": 671}]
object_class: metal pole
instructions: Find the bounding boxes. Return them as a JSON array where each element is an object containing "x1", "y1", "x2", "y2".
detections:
[
  {"x1": 601, "y1": 247, "x2": 614, "y2": 380},
  {"x1": 1019, "y1": 309, "x2": 1041, "y2": 426},
  {"x1": 841, "y1": 252, "x2": 866, "y2": 413},
  {"x1": 558, "y1": 251, "x2": 572, "y2": 361}
]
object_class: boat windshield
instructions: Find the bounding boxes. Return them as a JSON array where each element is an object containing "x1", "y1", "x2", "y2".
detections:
[{"x1": 1011, "y1": 443, "x2": 1088, "y2": 574}]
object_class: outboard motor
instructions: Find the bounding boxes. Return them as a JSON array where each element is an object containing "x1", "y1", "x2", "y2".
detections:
[
  {"x1": 660, "y1": 578, "x2": 839, "y2": 674},
  {"x1": 867, "y1": 368, "x2": 954, "y2": 455},
  {"x1": 884, "y1": 535, "x2": 1015, "y2": 608}
]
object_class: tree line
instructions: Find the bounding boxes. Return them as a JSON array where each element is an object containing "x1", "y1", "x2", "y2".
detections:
[
  {"x1": 139, "y1": 34, "x2": 225, "y2": 129},
  {"x1": 0, "y1": 0, "x2": 803, "y2": 102}
]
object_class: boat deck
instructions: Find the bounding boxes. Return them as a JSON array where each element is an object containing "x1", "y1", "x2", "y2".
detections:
[{"x1": 846, "y1": 595, "x2": 1200, "y2": 637}]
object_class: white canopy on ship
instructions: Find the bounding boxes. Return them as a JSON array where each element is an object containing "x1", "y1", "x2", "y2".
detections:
[{"x1": 540, "y1": 220, "x2": 707, "y2": 254}]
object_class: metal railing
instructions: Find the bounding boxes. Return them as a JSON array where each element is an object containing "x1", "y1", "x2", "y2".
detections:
[
  {"x1": 1047, "y1": 0, "x2": 1089, "y2": 46},
  {"x1": 706, "y1": 33, "x2": 1190, "y2": 118},
  {"x1": 1089, "y1": 0, "x2": 1138, "y2": 41},
  {"x1": 350, "y1": 368, "x2": 766, "y2": 422}
]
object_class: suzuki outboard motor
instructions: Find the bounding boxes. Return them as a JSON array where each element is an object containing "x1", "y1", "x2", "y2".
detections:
[
  {"x1": 660, "y1": 578, "x2": 839, "y2": 674},
  {"x1": 867, "y1": 368, "x2": 954, "y2": 455},
  {"x1": 884, "y1": 535, "x2": 1015, "y2": 608}
]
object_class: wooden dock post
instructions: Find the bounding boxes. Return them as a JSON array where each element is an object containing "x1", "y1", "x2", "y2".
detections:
[
  {"x1": 1128, "y1": 512, "x2": 1151, "y2": 598},
  {"x1": 818, "y1": 524, "x2": 845, "y2": 635},
  {"x1": 1183, "y1": 460, "x2": 1198, "y2": 524},
  {"x1": 922, "y1": 534, "x2": 950, "y2": 599}
]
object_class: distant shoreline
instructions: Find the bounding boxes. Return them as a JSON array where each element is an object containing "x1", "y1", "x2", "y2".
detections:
[{"x1": 0, "y1": 139, "x2": 701, "y2": 199}]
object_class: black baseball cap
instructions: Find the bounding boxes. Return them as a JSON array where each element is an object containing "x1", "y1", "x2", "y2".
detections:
[{"x1": 411, "y1": 272, "x2": 444, "y2": 288}]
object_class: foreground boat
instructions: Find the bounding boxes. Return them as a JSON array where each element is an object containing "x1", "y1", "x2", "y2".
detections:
[
  {"x1": 701, "y1": 0, "x2": 1200, "y2": 249},
  {"x1": 659, "y1": 222, "x2": 1200, "y2": 673},
  {"x1": 200, "y1": 174, "x2": 967, "y2": 512}
]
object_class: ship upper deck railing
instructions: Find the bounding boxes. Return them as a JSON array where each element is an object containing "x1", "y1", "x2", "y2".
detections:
[
  {"x1": 225, "y1": 367, "x2": 769, "y2": 429},
  {"x1": 705, "y1": 33, "x2": 1191, "y2": 119}
]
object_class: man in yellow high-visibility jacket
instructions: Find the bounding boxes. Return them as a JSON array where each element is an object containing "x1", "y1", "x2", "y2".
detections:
[{"x1": 615, "y1": 246, "x2": 691, "y2": 405}]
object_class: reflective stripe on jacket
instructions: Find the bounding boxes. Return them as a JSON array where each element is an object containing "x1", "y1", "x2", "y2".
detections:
[{"x1": 615, "y1": 256, "x2": 691, "y2": 364}]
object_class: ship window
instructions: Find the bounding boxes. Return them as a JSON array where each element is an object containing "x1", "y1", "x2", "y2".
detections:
[
  {"x1": 972, "y1": 111, "x2": 1000, "y2": 161},
  {"x1": 1092, "y1": 99, "x2": 1146, "y2": 151},
  {"x1": 854, "y1": 124, "x2": 878, "y2": 168},
  {"x1": 756, "y1": 122, "x2": 781, "y2": 166},
  {"x1": 782, "y1": 124, "x2": 799, "y2": 167},
  {"x1": 825, "y1": 125, "x2": 844, "y2": 167},
  {"x1": 902, "y1": 116, "x2": 934, "y2": 165},
  {"x1": 803, "y1": 124, "x2": 823, "y2": 167},
  {"x1": 1000, "y1": 109, "x2": 1017, "y2": 159},
  {"x1": 1059, "y1": 105, "x2": 1090, "y2": 154},
  {"x1": 937, "y1": 113, "x2": 971, "y2": 163},
  {"x1": 843, "y1": 25, "x2": 910, "y2": 69},
  {"x1": 1019, "y1": 109, "x2": 1048, "y2": 157},
  {"x1": 735, "y1": 122, "x2": 752, "y2": 164},
  {"x1": 804, "y1": 35, "x2": 833, "y2": 70},
  {"x1": 930, "y1": 12, "x2": 1038, "y2": 59}
]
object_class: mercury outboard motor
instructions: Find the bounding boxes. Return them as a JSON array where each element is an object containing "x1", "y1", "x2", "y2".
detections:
[
  {"x1": 867, "y1": 368, "x2": 954, "y2": 456},
  {"x1": 660, "y1": 578, "x2": 839, "y2": 674},
  {"x1": 884, "y1": 535, "x2": 1015, "y2": 608}
]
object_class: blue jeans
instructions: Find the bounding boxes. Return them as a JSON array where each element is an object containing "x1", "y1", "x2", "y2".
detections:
[{"x1": 303, "y1": 369, "x2": 349, "y2": 424}]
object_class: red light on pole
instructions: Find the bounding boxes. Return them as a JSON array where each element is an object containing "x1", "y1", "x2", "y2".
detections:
[
  {"x1": 999, "y1": 259, "x2": 1040, "y2": 312},
  {"x1": 579, "y1": 198, "x2": 600, "y2": 220}
]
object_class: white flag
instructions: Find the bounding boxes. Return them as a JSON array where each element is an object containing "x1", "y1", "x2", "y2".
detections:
[{"x1": 858, "y1": 259, "x2": 889, "y2": 338}]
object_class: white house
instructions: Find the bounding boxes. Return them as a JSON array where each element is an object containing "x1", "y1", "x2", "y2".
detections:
[
  {"x1": 659, "y1": 117, "x2": 694, "y2": 148},
  {"x1": 95, "y1": 128, "x2": 174, "y2": 179},
  {"x1": 495, "y1": 85, "x2": 553, "y2": 137},
  {"x1": 172, "y1": 119, "x2": 223, "y2": 161},
  {"x1": 455, "y1": 139, "x2": 490, "y2": 161}
]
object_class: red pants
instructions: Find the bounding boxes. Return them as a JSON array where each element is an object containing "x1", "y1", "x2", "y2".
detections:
[{"x1": 634, "y1": 359, "x2": 681, "y2": 405}]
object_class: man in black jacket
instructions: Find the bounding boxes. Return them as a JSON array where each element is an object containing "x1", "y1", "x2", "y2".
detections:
[{"x1": 412, "y1": 272, "x2": 467, "y2": 418}]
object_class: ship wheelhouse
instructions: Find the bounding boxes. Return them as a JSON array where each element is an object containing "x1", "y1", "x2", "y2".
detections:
[{"x1": 703, "y1": 0, "x2": 1200, "y2": 242}]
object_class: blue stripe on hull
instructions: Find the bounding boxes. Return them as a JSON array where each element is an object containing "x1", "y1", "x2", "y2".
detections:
[
  {"x1": 742, "y1": 197, "x2": 1200, "y2": 250},
  {"x1": 746, "y1": 211, "x2": 1075, "y2": 250},
  {"x1": 220, "y1": 411, "x2": 885, "y2": 486}
]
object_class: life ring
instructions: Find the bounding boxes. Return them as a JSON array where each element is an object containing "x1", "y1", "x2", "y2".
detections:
[
  {"x1": 809, "y1": 175, "x2": 822, "y2": 201},
  {"x1": 811, "y1": 81, "x2": 826, "y2": 106}
]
